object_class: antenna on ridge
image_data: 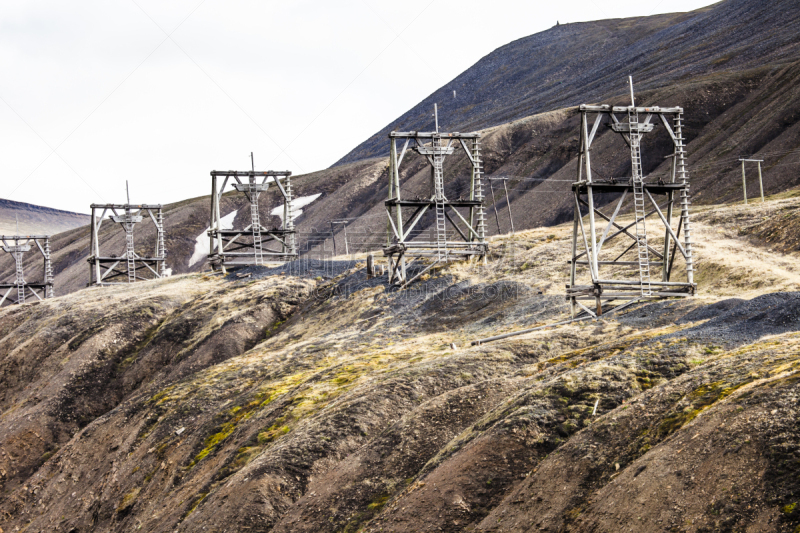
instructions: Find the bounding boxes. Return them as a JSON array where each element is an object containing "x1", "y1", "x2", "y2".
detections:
[
  {"x1": 629, "y1": 76, "x2": 636, "y2": 107},
  {"x1": 250, "y1": 151, "x2": 255, "y2": 172},
  {"x1": 126, "y1": 180, "x2": 131, "y2": 205},
  {"x1": 434, "y1": 103, "x2": 439, "y2": 133}
]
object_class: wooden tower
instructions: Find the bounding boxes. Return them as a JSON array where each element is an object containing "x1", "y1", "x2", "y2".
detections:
[
  {"x1": 208, "y1": 159, "x2": 297, "y2": 272},
  {"x1": 567, "y1": 79, "x2": 696, "y2": 317},
  {"x1": 0, "y1": 234, "x2": 54, "y2": 305},
  {"x1": 384, "y1": 104, "x2": 488, "y2": 286},
  {"x1": 88, "y1": 184, "x2": 166, "y2": 285}
]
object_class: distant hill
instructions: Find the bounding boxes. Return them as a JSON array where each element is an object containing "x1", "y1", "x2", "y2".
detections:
[
  {"x1": 336, "y1": 0, "x2": 800, "y2": 165},
  {"x1": 0, "y1": 198, "x2": 89, "y2": 236}
]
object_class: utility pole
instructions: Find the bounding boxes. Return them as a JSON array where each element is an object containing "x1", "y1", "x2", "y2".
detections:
[
  {"x1": 487, "y1": 178, "x2": 515, "y2": 234},
  {"x1": 330, "y1": 221, "x2": 337, "y2": 256},
  {"x1": 330, "y1": 220, "x2": 349, "y2": 255},
  {"x1": 488, "y1": 180, "x2": 501, "y2": 234},
  {"x1": 502, "y1": 178, "x2": 515, "y2": 233},
  {"x1": 629, "y1": 75, "x2": 635, "y2": 107},
  {"x1": 739, "y1": 158, "x2": 765, "y2": 204}
]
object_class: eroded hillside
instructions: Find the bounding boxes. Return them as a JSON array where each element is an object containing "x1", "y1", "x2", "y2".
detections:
[{"x1": 1, "y1": 195, "x2": 799, "y2": 532}]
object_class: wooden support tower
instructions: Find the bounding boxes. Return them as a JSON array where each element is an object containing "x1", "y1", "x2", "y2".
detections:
[
  {"x1": 567, "y1": 79, "x2": 696, "y2": 317},
  {"x1": 208, "y1": 166, "x2": 297, "y2": 273},
  {"x1": 0, "y1": 234, "x2": 54, "y2": 306},
  {"x1": 384, "y1": 104, "x2": 488, "y2": 285},
  {"x1": 88, "y1": 202, "x2": 166, "y2": 286}
]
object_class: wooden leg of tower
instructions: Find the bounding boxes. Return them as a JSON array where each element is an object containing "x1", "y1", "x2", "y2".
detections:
[
  {"x1": 214, "y1": 178, "x2": 226, "y2": 275},
  {"x1": 210, "y1": 175, "x2": 218, "y2": 272},
  {"x1": 90, "y1": 208, "x2": 96, "y2": 285},
  {"x1": 569, "y1": 197, "x2": 579, "y2": 319},
  {"x1": 92, "y1": 208, "x2": 102, "y2": 285},
  {"x1": 663, "y1": 191, "x2": 673, "y2": 281}
]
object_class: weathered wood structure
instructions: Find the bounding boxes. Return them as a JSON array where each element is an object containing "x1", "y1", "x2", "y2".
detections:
[
  {"x1": 384, "y1": 105, "x2": 488, "y2": 285},
  {"x1": 88, "y1": 203, "x2": 166, "y2": 285},
  {"x1": 0, "y1": 234, "x2": 54, "y2": 305},
  {"x1": 739, "y1": 158, "x2": 765, "y2": 204},
  {"x1": 208, "y1": 168, "x2": 296, "y2": 272},
  {"x1": 567, "y1": 81, "x2": 696, "y2": 316}
]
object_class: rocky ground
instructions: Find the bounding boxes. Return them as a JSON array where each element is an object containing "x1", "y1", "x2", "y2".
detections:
[{"x1": 0, "y1": 195, "x2": 798, "y2": 532}]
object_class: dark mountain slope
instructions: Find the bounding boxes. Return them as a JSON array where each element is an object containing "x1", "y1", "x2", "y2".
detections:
[{"x1": 336, "y1": 0, "x2": 800, "y2": 165}]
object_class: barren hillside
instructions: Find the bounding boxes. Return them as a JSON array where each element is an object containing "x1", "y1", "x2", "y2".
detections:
[{"x1": 1, "y1": 194, "x2": 799, "y2": 532}]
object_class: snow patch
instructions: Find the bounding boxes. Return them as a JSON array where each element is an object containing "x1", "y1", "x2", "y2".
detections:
[
  {"x1": 163, "y1": 268, "x2": 173, "y2": 277},
  {"x1": 188, "y1": 210, "x2": 238, "y2": 267},
  {"x1": 271, "y1": 193, "x2": 321, "y2": 222}
]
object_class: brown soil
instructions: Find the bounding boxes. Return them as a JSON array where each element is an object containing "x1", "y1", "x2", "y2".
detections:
[{"x1": 1, "y1": 198, "x2": 799, "y2": 532}]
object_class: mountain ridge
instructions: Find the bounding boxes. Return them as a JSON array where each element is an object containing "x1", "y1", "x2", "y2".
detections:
[
  {"x1": 0, "y1": 197, "x2": 89, "y2": 236},
  {"x1": 335, "y1": 0, "x2": 800, "y2": 165}
]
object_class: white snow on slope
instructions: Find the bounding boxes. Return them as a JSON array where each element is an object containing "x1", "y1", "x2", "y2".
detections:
[
  {"x1": 188, "y1": 210, "x2": 238, "y2": 267},
  {"x1": 271, "y1": 193, "x2": 321, "y2": 222}
]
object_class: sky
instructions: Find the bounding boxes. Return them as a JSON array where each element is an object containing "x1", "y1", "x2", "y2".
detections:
[{"x1": 0, "y1": 0, "x2": 719, "y2": 213}]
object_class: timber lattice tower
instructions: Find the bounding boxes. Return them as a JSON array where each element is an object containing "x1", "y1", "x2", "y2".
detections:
[
  {"x1": 384, "y1": 105, "x2": 488, "y2": 285},
  {"x1": 0, "y1": 234, "x2": 54, "y2": 306},
  {"x1": 88, "y1": 202, "x2": 166, "y2": 285},
  {"x1": 208, "y1": 168, "x2": 297, "y2": 273},
  {"x1": 567, "y1": 81, "x2": 696, "y2": 317}
]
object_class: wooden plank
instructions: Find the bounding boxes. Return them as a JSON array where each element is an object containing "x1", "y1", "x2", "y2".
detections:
[
  {"x1": 402, "y1": 205, "x2": 429, "y2": 241},
  {"x1": 385, "y1": 207, "x2": 401, "y2": 239},
  {"x1": 444, "y1": 209, "x2": 469, "y2": 242},
  {"x1": 396, "y1": 138, "x2": 411, "y2": 168},
  {"x1": 578, "y1": 198, "x2": 665, "y2": 260},
  {"x1": 644, "y1": 189, "x2": 687, "y2": 259},
  {"x1": 595, "y1": 190, "x2": 628, "y2": 256},
  {"x1": 448, "y1": 204, "x2": 481, "y2": 241},
  {"x1": 575, "y1": 194, "x2": 596, "y2": 280},
  {"x1": 458, "y1": 139, "x2": 475, "y2": 165},
  {"x1": 580, "y1": 104, "x2": 683, "y2": 113},
  {"x1": 587, "y1": 112, "x2": 603, "y2": 147},
  {"x1": 389, "y1": 132, "x2": 480, "y2": 139}
]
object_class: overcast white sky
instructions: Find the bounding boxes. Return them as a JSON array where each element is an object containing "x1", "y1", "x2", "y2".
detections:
[{"x1": 1, "y1": 0, "x2": 718, "y2": 213}]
